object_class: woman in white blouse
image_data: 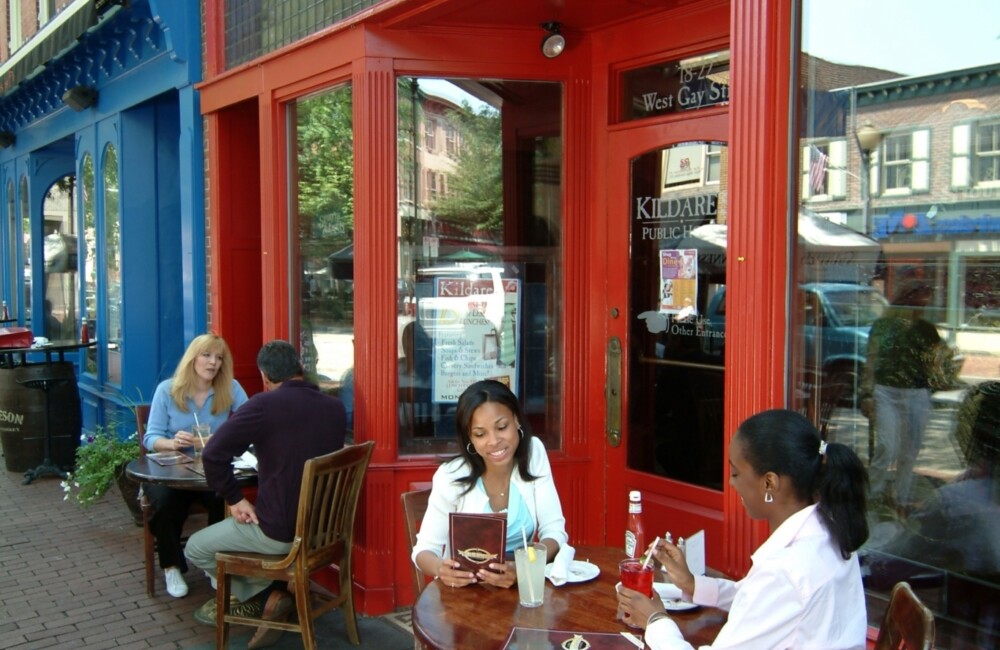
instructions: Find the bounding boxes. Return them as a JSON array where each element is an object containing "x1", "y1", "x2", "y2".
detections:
[
  {"x1": 412, "y1": 379, "x2": 567, "y2": 589},
  {"x1": 617, "y1": 409, "x2": 869, "y2": 650}
]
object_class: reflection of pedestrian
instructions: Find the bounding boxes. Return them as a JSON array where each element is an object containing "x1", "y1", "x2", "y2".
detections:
[
  {"x1": 861, "y1": 282, "x2": 940, "y2": 509},
  {"x1": 892, "y1": 381, "x2": 1000, "y2": 576}
]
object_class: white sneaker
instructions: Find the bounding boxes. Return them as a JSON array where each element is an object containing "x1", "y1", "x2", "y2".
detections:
[{"x1": 164, "y1": 567, "x2": 189, "y2": 598}]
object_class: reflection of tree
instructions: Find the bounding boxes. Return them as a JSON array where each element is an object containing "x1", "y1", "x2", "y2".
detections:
[
  {"x1": 431, "y1": 102, "x2": 503, "y2": 234},
  {"x1": 296, "y1": 86, "x2": 354, "y2": 238}
]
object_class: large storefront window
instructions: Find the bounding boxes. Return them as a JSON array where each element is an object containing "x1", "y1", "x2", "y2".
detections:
[
  {"x1": 289, "y1": 84, "x2": 354, "y2": 430},
  {"x1": 103, "y1": 145, "x2": 121, "y2": 385},
  {"x1": 42, "y1": 176, "x2": 77, "y2": 340},
  {"x1": 798, "y1": 1, "x2": 1000, "y2": 645},
  {"x1": 396, "y1": 78, "x2": 563, "y2": 455},
  {"x1": 6, "y1": 179, "x2": 16, "y2": 318},
  {"x1": 20, "y1": 176, "x2": 29, "y2": 322},
  {"x1": 81, "y1": 154, "x2": 96, "y2": 374}
]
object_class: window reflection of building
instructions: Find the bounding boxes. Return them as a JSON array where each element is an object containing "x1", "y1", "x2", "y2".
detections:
[{"x1": 395, "y1": 78, "x2": 563, "y2": 456}]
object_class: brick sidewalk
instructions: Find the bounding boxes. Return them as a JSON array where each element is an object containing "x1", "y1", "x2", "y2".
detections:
[{"x1": 0, "y1": 467, "x2": 411, "y2": 649}]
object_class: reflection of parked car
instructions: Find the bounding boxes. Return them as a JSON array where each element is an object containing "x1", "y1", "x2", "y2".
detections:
[{"x1": 703, "y1": 283, "x2": 889, "y2": 399}]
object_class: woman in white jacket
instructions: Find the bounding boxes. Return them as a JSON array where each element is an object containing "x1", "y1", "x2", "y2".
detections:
[
  {"x1": 617, "y1": 409, "x2": 870, "y2": 650},
  {"x1": 412, "y1": 379, "x2": 568, "y2": 589}
]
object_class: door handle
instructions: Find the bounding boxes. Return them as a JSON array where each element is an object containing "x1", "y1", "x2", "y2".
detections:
[{"x1": 606, "y1": 336, "x2": 622, "y2": 447}]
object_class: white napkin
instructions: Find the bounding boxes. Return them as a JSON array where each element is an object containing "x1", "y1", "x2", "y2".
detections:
[
  {"x1": 232, "y1": 451, "x2": 258, "y2": 470},
  {"x1": 544, "y1": 543, "x2": 576, "y2": 586}
]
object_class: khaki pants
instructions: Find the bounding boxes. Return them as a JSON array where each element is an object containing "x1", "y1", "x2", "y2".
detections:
[{"x1": 184, "y1": 517, "x2": 292, "y2": 602}]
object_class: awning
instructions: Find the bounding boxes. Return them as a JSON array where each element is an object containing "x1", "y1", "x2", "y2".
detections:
[{"x1": 0, "y1": 0, "x2": 98, "y2": 95}]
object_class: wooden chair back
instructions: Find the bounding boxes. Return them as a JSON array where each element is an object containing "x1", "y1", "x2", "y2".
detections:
[
  {"x1": 401, "y1": 488, "x2": 431, "y2": 596},
  {"x1": 874, "y1": 581, "x2": 936, "y2": 650},
  {"x1": 216, "y1": 441, "x2": 375, "y2": 649}
]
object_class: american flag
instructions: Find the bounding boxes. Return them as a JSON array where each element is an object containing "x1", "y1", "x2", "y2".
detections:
[{"x1": 809, "y1": 145, "x2": 828, "y2": 193}]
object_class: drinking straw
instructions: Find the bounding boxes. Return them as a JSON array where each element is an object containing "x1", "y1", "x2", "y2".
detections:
[
  {"x1": 521, "y1": 524, "x2": 537, "y2": 603},
  {"x1": 192, "y1": 413, "x2": 205, "y2": 450},
  {"x1": 641, "y1": 536, "x2": 660, "y2": 570}
]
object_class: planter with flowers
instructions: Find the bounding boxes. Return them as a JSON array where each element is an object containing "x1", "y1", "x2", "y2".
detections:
[{"x1": 61, "y1": 426, "x2": 143, "y2": 525}]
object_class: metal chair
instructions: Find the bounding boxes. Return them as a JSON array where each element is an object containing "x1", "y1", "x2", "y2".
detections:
[
  {"x1": 215, "y1": 441, "x2": 375, "y2": 649},
  {"x1": 873, "y1": 581, "x2": 936, "y2": 650}
]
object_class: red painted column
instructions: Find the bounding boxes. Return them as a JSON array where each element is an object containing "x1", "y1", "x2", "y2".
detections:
[{"x1": 726, "y1": 0, "x2": 797, "y2": 576}]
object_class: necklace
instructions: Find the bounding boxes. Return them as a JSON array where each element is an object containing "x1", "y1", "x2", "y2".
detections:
[{"x1": 484, "y1": 473, "x2": 511, "y2": 498}]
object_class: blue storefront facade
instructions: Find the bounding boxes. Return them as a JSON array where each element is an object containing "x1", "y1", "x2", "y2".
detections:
[{"x1": 1, "y1": 0, "x2": 210, "y2": 433}]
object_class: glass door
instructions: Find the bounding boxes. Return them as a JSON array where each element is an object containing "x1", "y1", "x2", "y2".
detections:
[{"x1": 607, "y1": 109, "x2": 729, "y2": 550}]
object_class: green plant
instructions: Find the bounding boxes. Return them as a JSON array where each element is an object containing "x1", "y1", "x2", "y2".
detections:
[{"x1": 61, "y1": 426, "x2": 140, "y2": 506}]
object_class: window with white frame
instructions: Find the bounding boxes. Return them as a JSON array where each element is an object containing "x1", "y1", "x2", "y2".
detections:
[
  {"x1": 873, "y1": 130, "x2": 929, "y2": 195},
  {"x1": 660, "y1": 142, "x2": 724, "y2": 191},
  {"x1": 7, "y1": 0, "x2": 23, "y2": 51},
  {"x1": 424, "y1": 118, "x2": 436, "y2": 153},
  {"x1": 953, "y1": 120, "x2": 1000, "y2": 188},
  {"x1": 800, "y1": 139, "x2": 847, "y2": 200}
]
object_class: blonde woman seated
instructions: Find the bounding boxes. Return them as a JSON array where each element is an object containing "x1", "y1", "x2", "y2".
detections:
[
  {"x1": 412, "y1": 379, "x2": 567, "y2": 588},
  {"x1": 617, "y1": 409, "x2": 869, "y2": 649},
  {"x1": 142, "y1": 333, "x2": 248, "y2": 598}
]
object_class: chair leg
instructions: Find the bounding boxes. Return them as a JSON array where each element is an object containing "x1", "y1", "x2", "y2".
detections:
[
  {"x1": 217, "y1": 566, "x2": 231, "y2": 649},
  {"x1": 142, "y1": 505, "x2": 155, "y2": 597},
  {"x1": 294, "y1": 573, "x2": 316, "y2": 650},
  {"x1": 342, "y1": 564, "x2": 360, "y2": 646}
]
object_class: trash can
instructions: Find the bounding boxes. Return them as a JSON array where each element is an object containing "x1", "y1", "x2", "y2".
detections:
[{"x1": 0, "y1": 361, "x2": 82, "y2": 472}]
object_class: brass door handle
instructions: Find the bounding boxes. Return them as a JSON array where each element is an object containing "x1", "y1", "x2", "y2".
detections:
[{"x1": 606, "y1": 337, "x2": 622, "y2": 447}]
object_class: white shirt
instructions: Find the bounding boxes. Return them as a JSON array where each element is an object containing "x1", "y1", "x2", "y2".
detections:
[
  {"x1": 411, "y1": 437, "x2": 568, "y2": 565},
  {"x1": 646, "y1": 504, "x2": 867, "y2": 650}
]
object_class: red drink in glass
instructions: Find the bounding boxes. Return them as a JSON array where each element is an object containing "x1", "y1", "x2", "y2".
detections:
[{"x1": 619, "y1": 559, "x2": 654, "y2": 597}]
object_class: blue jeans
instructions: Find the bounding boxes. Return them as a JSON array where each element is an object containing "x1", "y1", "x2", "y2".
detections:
[{"x1": 870, "y1": 384, "x2": 931, "y2": 505}]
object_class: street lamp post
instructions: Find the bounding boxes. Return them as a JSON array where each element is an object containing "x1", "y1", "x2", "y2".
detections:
[{"x1": 857, "y1": 122, "x2": 881, "y2": 236}]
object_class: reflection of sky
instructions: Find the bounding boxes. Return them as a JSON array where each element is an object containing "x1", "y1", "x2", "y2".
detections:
[
  {"x1": 417, "y1": 78, "x2": 491, "y2": 112},
  {"x1": 803, "y1": 0, "x2": 999, "y2": 77}
]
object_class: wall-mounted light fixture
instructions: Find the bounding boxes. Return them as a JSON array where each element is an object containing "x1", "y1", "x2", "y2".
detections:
[
  {"x1": 540, "y1": 22, "x2": 565, "y2": 59},
  {"x1": 62, "y1": 85, "x2": 98, "y2": 111},
  {"x1": 0, "y1": 131, "x2": 15, "y2": 148}
]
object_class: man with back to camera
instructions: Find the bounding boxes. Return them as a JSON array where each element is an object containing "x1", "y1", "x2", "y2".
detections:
[{"x1": 184, "y1": 340, "x2": 346, "y2": 648}]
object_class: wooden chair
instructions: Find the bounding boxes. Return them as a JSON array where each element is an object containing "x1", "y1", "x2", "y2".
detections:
[
  {"x1": 873, "y1": 581, "x2": 936, "y2": 650},
  {"x1": 137, "y1": 404, "x2": 209, "y2": 597},
  {"x1": 215, "y1": 441, "x2": 375, "y2": 650},
  {"x1": 401, "y1": 488, "x2": 431, "y2": 596}
]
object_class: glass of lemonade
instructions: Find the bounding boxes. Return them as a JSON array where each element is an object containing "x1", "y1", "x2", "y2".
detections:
[
  {"x1": 514, "y1": 543, "x2": 547, "y2": 608},
  {"x1": 192, "y1": 423, "x2": 211, "y2": 461}
]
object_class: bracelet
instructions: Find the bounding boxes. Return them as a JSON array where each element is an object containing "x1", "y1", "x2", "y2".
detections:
[{"x1": 647, "y1": 611, "x2": 669, "y2": 628}]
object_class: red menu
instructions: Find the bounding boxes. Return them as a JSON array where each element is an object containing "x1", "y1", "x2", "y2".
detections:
[{"x1": 449, "y1": 512, "x2": 507, "y2": 574}]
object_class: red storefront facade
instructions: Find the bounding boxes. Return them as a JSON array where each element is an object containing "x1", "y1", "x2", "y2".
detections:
[{"x1": 197, "y1": 1, "x2": 1000, "y2": 644}]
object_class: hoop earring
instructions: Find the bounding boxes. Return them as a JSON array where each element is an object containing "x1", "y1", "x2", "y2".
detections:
[
  {"x1": 518, "y1": 426, "x2": 524, "y2": 440},
  {"x1": 764, "y1": 489, "x2": 774, "y2": 504},
  {"x1": 466, "y1": 442, "x2": 477, "y2": 456}
]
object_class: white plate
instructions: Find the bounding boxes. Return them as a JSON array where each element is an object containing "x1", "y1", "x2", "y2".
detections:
[
  {"x1": 565, "y1": 560, "x2": 600, "y2": 583},
  {"x1": 653, "y1": 583, "x2": 699, "y2": 611}
]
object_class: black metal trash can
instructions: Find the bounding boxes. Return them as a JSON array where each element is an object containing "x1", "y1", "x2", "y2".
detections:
[{"x1": 0, "y1": 362, "x2": 82, "y2": 472}]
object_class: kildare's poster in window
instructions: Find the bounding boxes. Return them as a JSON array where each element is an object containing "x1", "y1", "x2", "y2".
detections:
[{"x1": 659, "y1": 249, "x2": 698, "y2": 317}]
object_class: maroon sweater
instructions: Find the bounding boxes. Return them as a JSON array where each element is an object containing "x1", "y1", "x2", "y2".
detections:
[{"x1": 202, "y1": 379, "x2": 346, "y2": 542}]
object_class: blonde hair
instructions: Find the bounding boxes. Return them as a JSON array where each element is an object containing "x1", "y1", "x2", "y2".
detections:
[{"x1": 169, "y1": 333, "x2": 236, "y2": 415}]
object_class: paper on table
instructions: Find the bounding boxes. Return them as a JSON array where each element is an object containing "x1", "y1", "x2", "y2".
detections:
[
  {"x1": 685, "y1": 529, "x2": 706, "y2": 576},
  {"x1": 544, "y1": 543, "x2": 576, "y2": 585},
  {"x1": 232, "y1": 451, "x2": 258, "y2": 470}
]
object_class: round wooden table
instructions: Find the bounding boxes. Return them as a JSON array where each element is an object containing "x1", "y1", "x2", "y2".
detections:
[
  {"x1": 412, "y1": 544, "x2": 727, "y2": 649},
  {"x1": 125, "y1": 456, "x2": 257, "y2": 490}
]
